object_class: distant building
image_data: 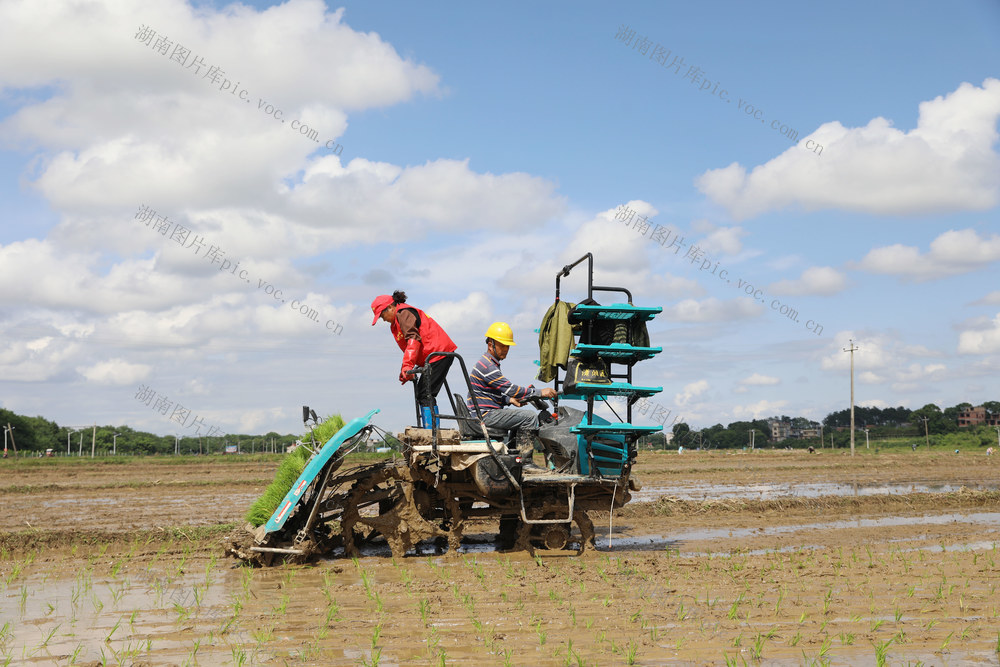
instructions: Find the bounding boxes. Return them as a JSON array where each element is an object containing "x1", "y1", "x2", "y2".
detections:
[
  {"x1": 770, "y1": 418, "x2": 822, "y2": 441},
  {"x1": 769, "y1": 420, "x2": 791, "y2": 441},
  {"x1": 958, "y1": 406, "x2": 999, "y2": 427}
]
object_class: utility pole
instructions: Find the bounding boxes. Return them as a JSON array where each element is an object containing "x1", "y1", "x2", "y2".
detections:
[
  {"x1": 844, "y1": 339, "x2": 858, "y2": 456},
  {"x1": 5, "y1": 424, "x2": 16, "y2": 454},
  {"x1": 920, "y1": 416, "x2": 929, "y2": 449},
  {"x1": 864, "y1": 427, "x2": 870, "y2": 450},
  {"x1": 78, "y1": 431, "x2": 83, "y2": 456},
  {"x1": 113, "y1": 432, "x2": 120, "y2": 456},
  {"x1": 68, "y1": 429, "x2": 76, "y2": 456},
  {"x1": 91, "y1": 424, "x2": 96, "y2": 458},
  {"x1": 819, "y1": 424, "x2": 824, "y2": 450}
]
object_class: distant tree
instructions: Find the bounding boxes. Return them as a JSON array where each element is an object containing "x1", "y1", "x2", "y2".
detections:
[{"x1": 912, "y1": 403, "x2": 954, "y2": 434}]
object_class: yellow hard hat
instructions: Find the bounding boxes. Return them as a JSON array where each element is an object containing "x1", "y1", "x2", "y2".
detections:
[{"x1": 484, "y1": 321, "x2": 516, "y2": 346}]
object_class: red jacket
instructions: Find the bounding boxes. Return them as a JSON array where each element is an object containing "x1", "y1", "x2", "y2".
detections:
[{"x1": 391, "y1": 303, "x2": 457, "y2": 366}]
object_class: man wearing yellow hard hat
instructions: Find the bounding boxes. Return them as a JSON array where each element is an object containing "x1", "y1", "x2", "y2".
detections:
[{"x1": 467, "y1": 321, "x2": 557, "y2": 470}]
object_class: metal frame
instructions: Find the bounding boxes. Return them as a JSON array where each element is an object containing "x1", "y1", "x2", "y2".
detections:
[
  {"x1": 553, "y1": 253, "x2": 642, "y2": 476},
  {"x1": 409, "y1": 351, "x2": 520, "y2": 491}
]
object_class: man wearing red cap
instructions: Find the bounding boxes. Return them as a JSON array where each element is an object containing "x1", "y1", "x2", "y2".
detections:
[{"x1": 372, "y1": 290, "x2": 457, "y2": 426}]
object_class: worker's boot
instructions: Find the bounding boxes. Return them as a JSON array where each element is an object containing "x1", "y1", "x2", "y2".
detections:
[{"x1": 516, "y1": 430, "x2": 547, "y2": 474}]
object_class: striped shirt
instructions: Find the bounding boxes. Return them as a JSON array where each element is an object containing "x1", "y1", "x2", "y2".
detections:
[{"x1": 467, "y1": 351, "x2": 539, "y2": 414}]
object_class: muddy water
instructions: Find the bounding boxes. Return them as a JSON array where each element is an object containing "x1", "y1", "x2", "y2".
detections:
[
  {"x1": 633, "y1": 480, "x2": 1000, "y2": 502},
  {"x1": 3, "y1": 451, "x2": 1000, "y2": 664}
]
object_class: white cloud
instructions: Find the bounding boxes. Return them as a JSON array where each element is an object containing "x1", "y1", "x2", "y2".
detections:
[
  {"x1": 662, "y1": 297, "x2": 764, "y2": 323},
  {"x1": 770, "y1": 266, "x2": 847, "y2": 296},
  {"x1": 855, "y1": 229, "x2": 1000, "y2": 282},
  {"x1": 958, "y1": 312, "x2": 1000, "y2": 354},
  {"x1": 690, "y1": 220, "x2": 746, "y2": 256},
  {"x1": 0, "y1": 335, "x2": 81, "y2": 382},
  {"x1": 971, "y1": 290, "x2": 1000, "y2": 306},
  {"x1": 740, "y1": 373, "x2": 780, "y2": 386},
  {"x1": 732, "y1": 399, "x2": 788, "y2": 420},
  {"x1": 425, "y1": 292, "x2": 493, "y2": 338},
  {"x1": 696, "y1": 79, "x2": 1000, "y2": 219},
  {"x1": 820, "y1": 332, "x2": 955, "y2": 392},
  {"x1": 77, "y1": 359, "x2": 152, "y2": 386},
  {"x1": 675, "y1": 379, "x2": 709, "y2": 406},
  {"x1": 859, "y1": 371, "x2": 884, "y2": 384}
]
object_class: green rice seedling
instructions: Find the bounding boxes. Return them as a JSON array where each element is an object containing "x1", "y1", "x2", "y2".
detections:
[
  {"x1": 624, "y1": 641, "x2": 638, "y2": 665},
  {"x1": 18, "y1": 586, "x2": 27, "y2": 616},
  {"x1": 188, "y1": 637, "x2": 201, "y2": 662},
  {"x1": 960, "y1": 624, "x2": 973, "y2": 640},
  {"x1": 173, "y1": 603, "x2": 191, "y2": 622},
  {"x1": 361, "y1": 647, "x2": 382, "y2": 667},
  {"x1": 788, "y1": 631, "x2": 802, "y2": 647},
  {"x1": 274, "y1": 592, "x2": 290, "y2": 614},
  {"x1": 324, "y1": 599, "x2": 341, "y2": 625},
  {"x1": 750, "y1": 632, "x2": 766, "y2": 660},
  {"x1": 822, "y1": 587, "x2": 834, "y2": 615},
  {"x1": 231, "y1": 594, "x2": 244, "y2": 617},
  {"x1": 245, "y1": 415, "x2": 344, "y2": 526},
  {"x1": 732, "y1": 633, "x2": 742, "y2": 648},
  {"x1": 231, "y1": 646, "x2": 247, "y2": 667},
  {"x1": 873, "y1": 638, "x2": 892, "y2": 666},
  {"x1": 727, "y1": 592, "x2": 745, "y2": 620},
  {"x1": 251, "y1": 625, "x2": 274, "y2": 644},
  {"x1": 68, "y1": 643, "x2": 84, "y2": 664},
  {"x1": 361, "y1": 569, "x2": 376, "y2": 599},
  {"x1": 818, "y1": 636, "x2": 832, "y2": 659},
  {"x1": 871, "y1": 618, "x2": 885, "y2": 632},
  {"x1": 4, "y1": 563, "x2": 23, "y2": 586},
  {"x1": 893, "y1": 604, "x2": 902, "y2": 623},
  {"x1": 774, "y1": 587, "x2": 785, "y2": 616},
  {"x1": 940, "y1": 631, "x2": 954, "y2": 652},
  {"x1": 839, "y1": 632, "x2": 855, "y2": 646},
  {"x1": 107, "y1": 616, "x2": 124, "y2": 643},
  {"x1": 37, "y1": 623, "x2": 60, "y2": 649}
]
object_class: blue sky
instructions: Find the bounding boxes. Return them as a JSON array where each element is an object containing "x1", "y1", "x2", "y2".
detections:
[{"x1": 1, "y1": 0, "x2": 998, "y2": 439}]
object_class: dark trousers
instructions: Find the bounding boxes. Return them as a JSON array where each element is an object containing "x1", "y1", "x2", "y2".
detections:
[{"x1": 416, "y1": 356, "x2": 454, "y2": 408}]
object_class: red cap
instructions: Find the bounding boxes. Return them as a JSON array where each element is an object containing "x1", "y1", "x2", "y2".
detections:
[{"x1": 371, "y1": 295, "x2": 394, "y2": 325}]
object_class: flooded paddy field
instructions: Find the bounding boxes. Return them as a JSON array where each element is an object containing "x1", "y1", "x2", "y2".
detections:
[{"x1": 2, "y1": 449, "x2": 999, "y2": 665}]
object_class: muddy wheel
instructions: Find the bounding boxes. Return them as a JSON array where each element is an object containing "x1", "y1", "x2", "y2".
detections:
[
  {"x1": 541, "y1": 523, "x2": 570, "y2": 550},
  {"x1": 341, "y1": 464, "x2": 461, "y2": 559},
  {"x1": 515, "y1": 503, "x2": 595, "y2": 555}
]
